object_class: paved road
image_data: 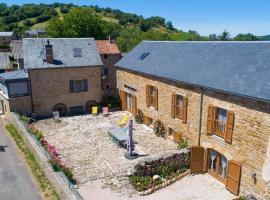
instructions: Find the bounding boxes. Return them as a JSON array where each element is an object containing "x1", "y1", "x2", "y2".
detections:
[{"x1": 0, "y1": 119, "x2": 42, "y2": 200}]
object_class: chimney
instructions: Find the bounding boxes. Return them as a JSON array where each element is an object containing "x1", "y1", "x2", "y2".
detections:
[{"x1": 45, "y1": 40, "x2": 53, "y2": 63}]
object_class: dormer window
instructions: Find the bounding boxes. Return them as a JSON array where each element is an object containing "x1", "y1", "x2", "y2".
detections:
[
  {"x1": 138, "y1": 52, "x2": 149, "y2": 61},
  {"x1": 73, "y1": 48, "x2": 82, "y2": 58}
]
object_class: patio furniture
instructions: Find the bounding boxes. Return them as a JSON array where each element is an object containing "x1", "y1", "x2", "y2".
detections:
[
  {"x1": 118, "y1": 115, "x2": 128, "y2": 126},
  {"x1": 102, "y1": 107, "x2": 109, "y2": 116},
  {"x1": 92, "y1": 106, "x2": 98, "y2": 115},
  {"x1": 108, "y1": 127, "x2": 128, "y2": 147}
]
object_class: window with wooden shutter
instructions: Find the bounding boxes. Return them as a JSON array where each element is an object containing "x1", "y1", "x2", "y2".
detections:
[
  {"x1": 225, "y1": 111, "x2": 234, "y2": 144},
  {"x1": 131, "y1": 95, "x2": 137, "y2": 116},
  {"x1": 171, "y1": 93, "x2": 176, "y2": 118},
  {"x1": 182, "y1": 96, "x2": 187, "y2": 123},
  {"x1": 119, "y1": 90, "x2": 126, "y2": 111},
  {"x1": 190, "y1": 146, "x2": 205, "y2": 173},
  {"x1": 226, "y1": 161, "x2": 241, "y2": 195},
  {"x1": 207, "y1": 105, "x2": 216, "y2": 135}
]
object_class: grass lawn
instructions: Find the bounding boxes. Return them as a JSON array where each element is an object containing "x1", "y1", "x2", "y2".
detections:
[{"x1": 5, "y1": 124, "x2": 60, "y2": 200}]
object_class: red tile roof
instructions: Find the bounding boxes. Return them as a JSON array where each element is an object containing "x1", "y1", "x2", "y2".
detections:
[{"x1": 96, "y1": 40, "x2": 120, "y2": 54}]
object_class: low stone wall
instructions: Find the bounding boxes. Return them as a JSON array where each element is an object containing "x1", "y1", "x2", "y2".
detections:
[
  {"x1": 131, "y1": 149, "x2": 190, "y2": 195},
  {"x1": 7, "y1": 112, "x2": 82, "y2": 200},
  {"x1": 133, "y1": 149, "x2": 189, "y2": 177}
]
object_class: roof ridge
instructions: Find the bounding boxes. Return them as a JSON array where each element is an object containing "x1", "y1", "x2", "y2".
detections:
[{"x1": 142, "y1": 40, "x2": 270, "y2": 43}]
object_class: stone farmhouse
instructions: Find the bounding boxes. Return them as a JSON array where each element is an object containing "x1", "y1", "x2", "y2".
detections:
[
  {"x1": 115, "y1": 41, "x2": 270, "y2": 198},
  {"x1": 0, "y1": 38, "x2": 121, "y2": 117}
]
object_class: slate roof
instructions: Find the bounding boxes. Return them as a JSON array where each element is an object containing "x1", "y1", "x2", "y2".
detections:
[
  {"x1": 0, "y1": 70, "x2": 28, "y2": 82},
  {"x1": 0, "y1": 32, "x2": 13, "y2": 37},
  {"x1": 11, "y1": 40, "x2": 23, "y2": 60},
  {"x1": 96, "y1": 40, "x2": 120, "y2": 54},
  {"x1": 23, "y1": 38, "x2": 103, "y2": 69},
  {"x1": 116, "y1": 41, "x2": 270, "y2": 102}
]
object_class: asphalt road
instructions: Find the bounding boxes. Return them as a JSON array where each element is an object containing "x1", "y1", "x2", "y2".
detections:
[{"x1": 0, "y1": 119, "x2": 42, "y2": 200}]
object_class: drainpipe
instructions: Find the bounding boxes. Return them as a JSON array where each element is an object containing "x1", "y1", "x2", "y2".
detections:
[{"x1": 198, "y1": 87, "x2": 204, "y2": 146}]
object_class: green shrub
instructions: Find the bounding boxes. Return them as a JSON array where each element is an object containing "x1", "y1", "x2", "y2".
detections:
[
  {"x1": 62, "y1": 167, "x2": 76, "y2": 184},
  {"x1": 184, "y1": 153, "x2": 190, "y2": 168},
  {"x1": 135, "y1": 109, "x2": 144, "y2": 124},
  {"x1": 100, "y1": 95, "x2": 120, "y2": 108},
  {"x1": 130, "y1": 175, "x2": 162, "y2": 191},
  {"x1": 152, "y1": 165, "x2": 174, "y2": 178},
  {"x1": 48, "y1": 159, "x2": 61, "y2": 172},
  {"x1": 178, "y1": 138, "x2": 188, "y2": 149},
  {"x1": 20, "y1": 115, "x2": 30, "y2": 124}
]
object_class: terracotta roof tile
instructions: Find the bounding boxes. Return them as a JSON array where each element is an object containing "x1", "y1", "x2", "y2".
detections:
[{"x1": 96, "y1": 40, "x2": 120, "y2": 54}]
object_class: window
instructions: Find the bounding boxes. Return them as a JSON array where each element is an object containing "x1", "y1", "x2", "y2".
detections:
[
  {"x1": 146, "y1": 85, "x2": 158, "y2": 110},
  {"x1": 138, "y1": 52, "x2": 150, "y2": 61},
  {"x1": 8, "y1": 81, "x2": 29, "y2": 98},
  {"x1": 69, "y1": 80, "x2": 88, "y2": 93},
  {"x1": 207, "y1": 105, "x2": 235, "y2": 144},
  {"x1": 73, "y1": 48, "x2": 82, "y2": 58},
  {"x1": 103, "y1": 67, "x2": 109, "y2": 76},
  {"x1": 171, "y1": 93, "x2": 187, "y2": 123},
  {"x1": 103, "y1": 54, "x2": 108, "y2": 59}
]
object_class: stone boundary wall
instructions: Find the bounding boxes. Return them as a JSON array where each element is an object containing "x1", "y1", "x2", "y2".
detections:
[{"x1": 7, "y1": 112, "x2": 82, "y2": 200}]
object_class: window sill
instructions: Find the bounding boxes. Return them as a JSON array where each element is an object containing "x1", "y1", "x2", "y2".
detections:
[
  {"x1": 70, "y1": 90, "x2": 88, "y2": 93},
  {"x1": 209, "y1": 134, "x2": 225, "y2": 146}
]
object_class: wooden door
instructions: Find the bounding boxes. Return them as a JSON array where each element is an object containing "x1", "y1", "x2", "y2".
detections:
[
  {"x1": 119, "y1": 90, "x2": 126, "y2": 111},
  {"x1": 190, "y1": 146, "x2": 205, "y2": 173},
  {"x1": 131, "y1": 95, "x2": 137, "y2": 116},
  {"x1": 226, "y1": 160, "x2": 241, "y2": 195}
]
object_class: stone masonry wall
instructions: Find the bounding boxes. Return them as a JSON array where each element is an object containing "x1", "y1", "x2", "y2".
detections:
[
  {"x1": 116, "y1": 69, "x2": 270, "y2": 199},
  {"x1": 100, "y1": 54, "x2": 121, "y2": 96},
  {"x1": 29, "y1": 66, "x2": 102, "y2": 117},
  {"x1": 0, "y1": 94, "x2": 31, "y2": 115}
]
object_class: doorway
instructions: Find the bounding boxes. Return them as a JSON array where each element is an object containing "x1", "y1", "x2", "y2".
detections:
[{"x1": 126, "y1": 93, "x2": 132, "y2": 113}]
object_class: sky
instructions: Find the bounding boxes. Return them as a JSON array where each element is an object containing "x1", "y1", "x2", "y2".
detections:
[{"x1": 5, "y1": 0, "x2": 270, "y2": 36}]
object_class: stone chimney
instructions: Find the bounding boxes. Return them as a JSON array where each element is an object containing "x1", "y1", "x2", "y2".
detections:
[{"x1": 45, "y1": 40, "x2": 53, "y2": 63}]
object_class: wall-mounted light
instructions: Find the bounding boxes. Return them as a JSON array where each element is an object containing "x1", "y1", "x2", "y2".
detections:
[{"x1": 251, "y1": 172, "x2": 257, "y2": 184}]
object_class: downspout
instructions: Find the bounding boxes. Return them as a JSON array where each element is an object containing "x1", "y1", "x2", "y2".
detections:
[
  {"x1": 198, "y1": 87, "x2": 204, "y2": 146},
  {"x1": 28, "y1": 70, "x2": 34, "y2": 114}
]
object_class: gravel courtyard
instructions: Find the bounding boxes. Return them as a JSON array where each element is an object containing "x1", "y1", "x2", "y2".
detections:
[{"x1": 35, "y1": 111, "x2": 177, "y2": 184}]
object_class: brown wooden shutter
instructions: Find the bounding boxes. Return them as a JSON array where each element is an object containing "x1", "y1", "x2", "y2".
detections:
[
  {"x1": 182, "y1": 96, "x2": 187, "y2": 123},
  {"x1": 226, "y1": 160, "x2": 241, "y2": 195},
  {"x1": 131, "y1": 95, "x2": 137, "y2": 116},
  {"x1": 206, "y1": 105, "x2": 216, "y2": 135},
  {"x1": 146, "y1": 85, "x2": 150, "y2": 107},
  {"x1": 119, "y1": 90, "x2": 126, "y2": 111},
  {"x1": 225, "y1": 111, "x2": 235, "y2": 144},
  {"x1": 154, "y1": 87, "x2": 158, "y2": 110},
  {"x1": 171, "y1": 93, "x2": 176, "y2": 118},
  {"x1": 173, "y1": 132, "x2": 181, "y2": 143},
  {"x1": 190, "y1": 146, "x2": 205, "y2": 173}
]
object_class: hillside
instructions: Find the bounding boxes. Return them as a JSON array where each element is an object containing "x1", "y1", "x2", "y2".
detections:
[
  {"x1": 0, "y1": 3, "x2": 268, "y2": 52},
  {"x1": 258, "y1": 35, "x2": 270, "y2": 41}
]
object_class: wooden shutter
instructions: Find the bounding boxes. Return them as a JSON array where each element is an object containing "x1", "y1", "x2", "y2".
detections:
[
  {"x1": 146, "y1": 85, "x2": 150, "y2": 107},
  {"x1": 83, "y1": 79, "x2": 88, "y2": 91},
  {"x1": 226, "y1": 160, "x2": 241, "y2": 195},
  {"x1": 225, "y1": 111, "x2": 235, "y2": 144},
  {"x1": 131, "y1": 95, "x2": 137, "y2": 116},
  {"x1": 190, "y1": 146, "x2": 205, "y2": 173},
  {"x1": 174, "y1": 132, "x2": 181, "y2": 143},
  {"x1": 182, "y1": 96, "x2": 187, "y2": 123},
  {"x1": 171, "y1": 93, "x2": 176, "y2": 118},
  {"x1": 154, "y1": 87, "x2": 158, "y2": 110},
  {"x1": 119, "y1": 90, "x2": 126, "y2": 111},
  {"x1": 69, "y1": 80, "x2": 74, "y2": 92},
  {"x1": 206, "y1": 105, "x2": 216, "y2": 135}
]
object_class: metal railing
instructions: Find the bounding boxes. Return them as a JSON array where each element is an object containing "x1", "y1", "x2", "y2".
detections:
[{"x1": 214, "y1": 120, "x2": 226, "y2": 138}]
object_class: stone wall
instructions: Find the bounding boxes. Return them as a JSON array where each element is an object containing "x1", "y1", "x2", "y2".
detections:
[
  {"x1": 100, "y1": 54, "x2": 121, "y2": 96},
  {"x1": 116, "y1": 68, "x2": 270, "y2": 199},
  {"x1": 29, "y1": 66, "x2": 102, "y2": 117}
]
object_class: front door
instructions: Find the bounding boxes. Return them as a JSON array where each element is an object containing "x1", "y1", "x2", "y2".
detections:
[{"x1": 126, "y1": 93, "x2": 132, "y2": 113}]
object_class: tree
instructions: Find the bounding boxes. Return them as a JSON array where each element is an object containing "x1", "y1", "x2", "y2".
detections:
[
  {"x1": 166, "y1": 21, "x2": 174, "y2": 30},
  {"x1": 233, "y1": 33, "x2": 258, "y2": 41},
  {"x1": 47, "y1": 8, "x2": 105, "y2": 39},
  {"x1": 218, "y1": 30, "x2": 230, "y2": 41},
  {"x1": 209, "y1": 34, "x2": 218, "y2": 41}
]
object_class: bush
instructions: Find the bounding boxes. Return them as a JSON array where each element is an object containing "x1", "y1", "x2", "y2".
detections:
[
  {"x1": 20, "y1": 115, "x2": 30, "y2": 124},
  {"x1": 178, "y1": 138, "x2": 188, "y2": 149},
  {"x1": 130, "y1": 176, "x2": 162, "y2": 191},
  {"x1": 100, "y1": 95, "x2": 120, "y2": 108},
  {"x1": 135, "y1": 109, "x2": 144, "y2": 124},
  {"x1": 49, "y1": 159, "x2": 61, "y2": 172},
  {"x1": 62, "y1": 166, "x2": 76, "y2": 184},
  {"x1": 153, "y1": 120, "x2": 165, "y2": 137}
]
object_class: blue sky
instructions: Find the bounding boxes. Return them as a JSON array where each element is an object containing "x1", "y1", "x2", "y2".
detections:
[{"x1": 5, "y1": 0, "x2": 270, "y2": 36}]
